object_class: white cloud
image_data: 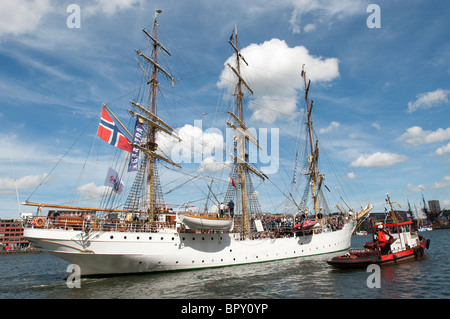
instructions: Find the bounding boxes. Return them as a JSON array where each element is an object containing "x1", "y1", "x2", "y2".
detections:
[
  {"x1": 157, "y1": 123, "x2": 224, "y2": 164},
  {"x1": 407, "y1": 89, "x2": 450, "y2": 113},
  {"x1": 217, "y1": 38, "x2": 339, "y2": 123},
  {"x1": 76, "y1": 182, "x2": 108, "y2": 201},
  {"x1": 0, "y1": 0, "x2": 52, "y2": 36},
  {"x1": 436, "y1": 142, "x2": 450, "y2": 156},
  {"x1": 397, "y1": 126, "x2": 450, "y2": 146},
  {"x1": 347, "y1": 172, "x2": 357, "y2": 179},
  {"x1": 408, "y1": 174, "x2": 450, "y2": 192},
  {"x1": 0, "y1": 174, "x2": 48, "y2": 190},
  {"x1": 84, "y1": 0, "x2": 144, "y2": 16},
  {"x1": 350, "y1": 152, "x2": 408, "y2": 168},
  {"x1": 372, "y1": 122, "x2": 381, "y2": 130},
  {"x1": 198, "y1": 156, "x2": 230, "y2": 172},
  {"x1": 303, "y1": 23, "x2": 316, "y2": 33},
  {"x1": 319, "y1": 121, "x2": 340, "y2": 133},
  {"x1": 0, "y1": 0, "x2": 144, "y2": 36},
  {"x1": 431, "y1": 174, "x2": 450, "y2": 189},
  {"x1": 407, "y1": 183, "x2": 426, "y2": 193},
  {"x1": 287, "y1": 0, "x2": 366, "y2": 34}
]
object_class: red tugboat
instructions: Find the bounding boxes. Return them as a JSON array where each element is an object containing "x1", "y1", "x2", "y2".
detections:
[{"x1": 327, "y1": 194, "x2": 430, "y2": 269}]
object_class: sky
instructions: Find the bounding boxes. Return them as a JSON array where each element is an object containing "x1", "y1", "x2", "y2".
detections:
[{"x1": 0, "y1": 0, "x2": 449, "y2": 219}]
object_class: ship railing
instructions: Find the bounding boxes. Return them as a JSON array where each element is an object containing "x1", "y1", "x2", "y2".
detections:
[{"x1": 23, "y1": 216, "x2": 177, "y2": 233}]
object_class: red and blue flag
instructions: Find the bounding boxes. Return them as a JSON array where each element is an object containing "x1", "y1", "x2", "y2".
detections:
[{"x1": 96, "y1": 107, "x2": 131, "y2": 152}]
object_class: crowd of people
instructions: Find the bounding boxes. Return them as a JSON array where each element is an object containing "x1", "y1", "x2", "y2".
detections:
[{"x1": 253, "y1": 212, "x2": 349, "y2": 238}]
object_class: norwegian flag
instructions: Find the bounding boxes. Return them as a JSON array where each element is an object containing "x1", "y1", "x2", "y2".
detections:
[{"x1": 96, "y1": 107, "x2": 131, "y2": 152}]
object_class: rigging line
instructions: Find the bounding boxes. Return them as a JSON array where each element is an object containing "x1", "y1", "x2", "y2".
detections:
[
  {"x1": 70, "y1": 126, "x2": 98, "y2": 205},
  {"x1": 25, "y1": 113, "x2": 99, "y2": 203},
  {"x1": 7, "y1": 135, "x2": 21, "y2": 215}
]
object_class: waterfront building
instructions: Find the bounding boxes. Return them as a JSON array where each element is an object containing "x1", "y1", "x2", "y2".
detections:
[{"x1": 0, "y1": 219, "x2": 30, "y2": 250}]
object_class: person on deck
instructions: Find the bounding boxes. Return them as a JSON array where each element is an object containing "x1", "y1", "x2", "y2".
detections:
[{"x1": 227, "y1": 200, "x2": 235, "y2": 217}]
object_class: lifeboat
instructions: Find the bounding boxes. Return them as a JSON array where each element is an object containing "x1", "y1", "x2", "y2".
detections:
[
  {"x1": 294, "y1": 218, "x2": 318, "y2": 230},
  {"x1": 180, "y1": 214, "x2": 234, "y2": 231},
  {"x1": 327, "y1": 220, "x2": 430, "y2": 269}
]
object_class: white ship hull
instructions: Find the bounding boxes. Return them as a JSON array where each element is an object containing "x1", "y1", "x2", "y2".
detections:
[{"x1": 24, "y1": 221, "x2": 355, "y2": 276}]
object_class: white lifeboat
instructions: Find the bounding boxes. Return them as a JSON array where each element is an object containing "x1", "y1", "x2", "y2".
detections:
[{"x1": 180, "y1": 214, "x2": 234, "y2": 231}]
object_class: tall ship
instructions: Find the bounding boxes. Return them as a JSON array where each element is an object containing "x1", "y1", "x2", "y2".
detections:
[{"x1": 23, "y1": 11, "x2": 373, "y2": 276}]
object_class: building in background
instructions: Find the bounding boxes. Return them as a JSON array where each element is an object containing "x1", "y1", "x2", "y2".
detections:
[
  {"x1": 0, "y1": 219, "x2": 30, "y2": 250},
  {"x1": 428, "y1": 200, "x2": 441, "y2": 214}
]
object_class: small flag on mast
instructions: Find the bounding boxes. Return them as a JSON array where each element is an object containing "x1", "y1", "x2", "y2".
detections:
[
  {"x1": 104, "y1": 167, "x2": 125, "y2": 194},
  {"x1": 97, "y1": 107, "x2": 131, "y2": 153},
  {"x1": 127, "y1": 118, "x2": 144, "y2": 172}
]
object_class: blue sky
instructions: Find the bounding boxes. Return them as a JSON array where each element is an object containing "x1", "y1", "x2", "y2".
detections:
[{"x1": 0, "y1": 0, "x2": 449, "y2": 219}]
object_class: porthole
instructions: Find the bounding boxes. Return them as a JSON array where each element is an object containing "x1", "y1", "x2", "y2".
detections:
[
  {"x1": 211, "y1": 237, "x2": 214, "y2": 240},
  {"x1": 172, "y1": 237, "x2": 174, "y2": 241},
  {"x1": 202, "y1": 237, "x2": 205, "y2": 240},
  {"x1": 110, "y1": 236, "x2": 114, "y2": 239},
  {"x1": 137, "y1": 237, "x2": 140, "y2": 240},
  {"x1": 182, "y1": 237, "x2": 185, "y2": 241},
  {"x1": 161, "y1": 237, "x2": 164, "y2": 240},
  {"x1": 124, "y1": 236, "x2": 127, "y2": 239},
  {"x1": 149, "y1": 237, "x2": 152, "y2": 240}
]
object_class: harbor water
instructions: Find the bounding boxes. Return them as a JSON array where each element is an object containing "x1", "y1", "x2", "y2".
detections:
[{"x1": 1, "y1": 229, "x2": 449, "y2": 299}]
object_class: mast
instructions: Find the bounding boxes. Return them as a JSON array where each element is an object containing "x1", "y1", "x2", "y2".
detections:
[
  {"x1": 147, "y1": 10, "x2": 160, "y2": 220},
  {"x1": 130, "y1": 9, "x2": 179, "y2": 219},
  {"x1": 226, "y1": 25, "x2": 263, "y2": 239},
  {"x1": 386, "y1": 193, "x2": 399, "y2": 223},
  {"x1": 302, "y1": 65, "x2": 320, "y2": 218},
  {"x1": 235, "y1": 26, "x2": 249, "y2": 238}
]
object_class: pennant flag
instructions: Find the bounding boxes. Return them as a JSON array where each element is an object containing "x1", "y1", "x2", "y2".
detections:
[
  {"x1": 292, "y1": 151, "x2": 299, "y2": 184},
  {"x1": 229, "y1": 29, "x2": 235, "y2": 42},
  {"x1": 231, "y1": 178, "x2": 236, "y2": 188},
  {"x1": 97, "y1": 107, "x2": 131, "y2": 152},
  {"x1": 128, "y1": 118, "x2": 145, "y2": 172},
  {"x1": 301, "y1": 64, "x2": 305, "y2": 78},
  {"x1": 104, "y1": 167, "x2": 125, "y2": 194}
]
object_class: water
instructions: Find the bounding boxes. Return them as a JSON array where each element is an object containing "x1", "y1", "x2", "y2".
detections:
[{"x1": 1, "y1": 229, "x2": 449, "y2": 299}]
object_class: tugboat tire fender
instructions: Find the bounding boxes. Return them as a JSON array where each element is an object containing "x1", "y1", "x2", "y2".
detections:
[
  {"x1": 426, "y1": 239, "x2": 430, "y2": 249},
  {"x1": 419, "y1": 246, "x2": 424, "y2": 256}
]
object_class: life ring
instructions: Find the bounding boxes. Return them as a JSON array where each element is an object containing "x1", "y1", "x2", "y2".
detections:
[{"x1": 35, "y1": 218, "x2": 45, "y2": 228}]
